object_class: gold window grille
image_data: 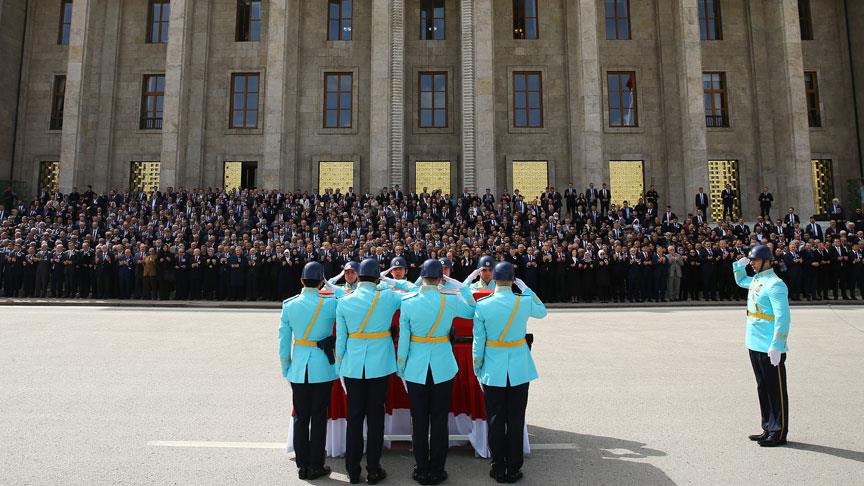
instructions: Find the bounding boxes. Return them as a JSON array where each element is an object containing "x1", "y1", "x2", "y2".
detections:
[
  {"x1": 129, "y1": 161, "x2": 161, "y2": 192},
  {"x1": 38, "y1": 161, "x2": 60, "y2": 193},
  {"x1": 811, "y1": 159, "x2": 834, "y2": 215},
  {"x1": 415, "y1": 161, "x2": 451, "y2": 195},
  {"x1": 609, "y1": 160, "x2": 644, "y2": 208},
  {"x1": 512, "y1": 161, "x2": 548, "y2": 202},
  {"x1": 223, "y1": 161, "x2": 243, "y2": 191},
  {"x1": 708, "y1": 160, "x2": 741, "y2": 221},
  {"x1": 318, "y1": 161, "x2": 354, "y2": 195}
]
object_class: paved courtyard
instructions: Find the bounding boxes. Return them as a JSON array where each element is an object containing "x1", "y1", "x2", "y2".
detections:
[{"x1": 1, "y1": 305, "x2": 862, "y2": 485}]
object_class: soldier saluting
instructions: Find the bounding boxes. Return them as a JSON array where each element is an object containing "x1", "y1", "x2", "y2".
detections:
[
  {"x1": 397, "y1": 259, "x2": 477, "y2": 485},
  {"x1": 472, "y1": 261, "x2": 547, "y2": 483},
  {"x1": 278, "y1": 262, "x2": 338, "y2": 480},
  {"x1": 335, "y1": 258, "x2": 403, "y2": 484},
  {"x1": 732, "y1": 245, "x2": 791, "y2": 447}
]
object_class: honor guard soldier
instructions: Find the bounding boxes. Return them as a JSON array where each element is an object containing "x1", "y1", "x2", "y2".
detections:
[
  {"x1": 472, "y1": 262, "x2": 547, "y2": 483},
  {"x1": 732, "y1": 245, "x2": 791, "y2": 447},
  {"x1": 411, "y1": 258, "x2": 460, "y2": 290},
  {"x1": 397, "y1": 259, "x2": 477, "y2": 485},
  {"x1": 325, "y1": 261, "x2": 360, "y2": 296},
  {"x1": 278, "y1": 262, "x2": 338, "y2": 480},
  {"x1": 380, "y1": 256, "x2": 416, "y2": 291},
  {"x1": 335, "y1": 258, "x2": 403, "y2": 484},
  {"x1": 465, "y1": 255, "x2": 496, "y2": 290}
]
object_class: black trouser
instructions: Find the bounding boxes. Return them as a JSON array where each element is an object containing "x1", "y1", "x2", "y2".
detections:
[
  {"x1": 407, "y1": 368, "x2": 453, "y2": 476},
  {"x1": 484, "y1": 380, "x2": 529, "y2": 475},
  {"x1": 291, "y1": 377, "x2": 332, "y2": 471},
  {"x1": 345, "y1": 375, "x2": 389, "y2": 478},
  {"x1": 702, "y1": 266, "x2": 716, "y2": 300},
  {"x1": 723, "y1": 203, "x2": 733, "y2": 221},
  {"x1": 748, "y1": 350, "x2": 788, "y2": 439}
]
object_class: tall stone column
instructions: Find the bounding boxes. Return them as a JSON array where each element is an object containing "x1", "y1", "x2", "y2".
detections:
[
  {"x1": 159, "y1": 0, "x2": 195, "y2": 190},
  {"x1": 91, "y1": 1, "x2": 121, "y2": 191},
  {"x1": 748, "y1": 0, "x2": 813, "y2": 216},
  {"x1": 675, "y1": 0, "x2": 708, "y2": 214},
  {"x1": 263, "y1": 0, "x2": 300, "y2": 191},
  {"x1": 463, "y1": 0, "x2": 494, "y2": 194},
  {"x1": 0, "y1": 0, "x2": 27, "y2": 182},
  {"x1": 565, "y1": 0, "x2": 604, "y2": 189},
  {"x1": 181, "y1": 0, "x2": 211, "y2": 188},
  {"x1": 59, "y1": 0, "x2": 101, "y2": 193},
  {"x1": 369, "y1": 0, "x2": 399, "y2": 191}
]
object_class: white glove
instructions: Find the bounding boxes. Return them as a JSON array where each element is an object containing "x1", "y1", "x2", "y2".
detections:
[
  {"x1": 738, "y1": 257, "x2": 750, "y2": 266},
  {"x1": 381, "y1": 266, "x2": 394, "y2": 277},
  {"x1": 323, "y1": 280, "x2": 338, "y2": 291},
  {"x1": 328, "y1": 271, "x2": 344, "y2": 285},
  {"x1": 462, "y1": 268, "x2": 481, "y2": 286},
  {"x1": 379, "y1": 275, "x2": 396, "y2": 285},
  {"x1": 443, "y1": 275, "x2": 464, "y2": 288},
  {"x1": 514, "y1": 278, "x2": 528, "y2": 292},
  {"x1": 768, "y1": 348, "x2": 782, "y2": 367}
]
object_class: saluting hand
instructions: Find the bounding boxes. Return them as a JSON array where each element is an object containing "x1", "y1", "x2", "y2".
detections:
[{"x1": 514, "y1": 278, "x2": 528, "y2": 292}]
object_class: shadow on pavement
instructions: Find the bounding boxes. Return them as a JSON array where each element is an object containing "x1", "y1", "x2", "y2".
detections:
[
  {"x1": 526, "y1": 425, "x2": 675, "y2": 485},
  {"x1": 787, "y1": 442, "x2": 864, "y2": 463}
]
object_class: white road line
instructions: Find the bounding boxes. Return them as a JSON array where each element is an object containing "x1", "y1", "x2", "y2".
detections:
[{"x1": 530, "y1": 443, "x2": 577, "y2": 450}]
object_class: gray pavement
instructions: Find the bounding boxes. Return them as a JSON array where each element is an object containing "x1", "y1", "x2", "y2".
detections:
[{"x1": 1, "y1": 305, "x2": 863, "y2": 485}]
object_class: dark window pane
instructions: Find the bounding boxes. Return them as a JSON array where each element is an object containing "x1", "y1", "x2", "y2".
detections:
[
  {"x1": 420, "y1": 110, "x2": 432, "y2": 127},
  {"x1": 514, "y1": 92, "x2": 526, "y2": 109},
  {"x1": 340, "y1": 74, "x2": 352, "y2": 91},
  {"x1": 421, "y1": 92, "x2": 433, "y2": 109},
  {"x1": 325, "y1": 110, "x2": 337, "y2": 127},
  {"x1": 434, "y1": 110, "x2": 446, "y2": 127},
  {"x1": 514, "y1": 74, "x2": 526, "y2": 91},
  {"x1": 339, "y1": 93, "x2": 351, "y2": 110},
  {"x1": 339, "y1": 110, "x2": 351, "y2": 127},
  {"x1": 420, "y1": 74, "x2": 432, "y2": 91}
]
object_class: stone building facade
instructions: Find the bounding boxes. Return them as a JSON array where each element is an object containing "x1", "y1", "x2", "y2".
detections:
[{"x1": 1, "y1": 0, "x2": 863, "y2": 219}]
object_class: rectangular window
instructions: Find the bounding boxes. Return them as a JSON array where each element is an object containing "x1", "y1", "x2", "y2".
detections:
[
  {"x1": 513, "y1": 71, "x2": 543, "y2": 128},
  {"x1": 698, "y1": 0, "x2": 722, "y2": 40},
  {"x1": 230, "y1": 73, "x2": 259, "y2": 129},
  {"x1": 805, "y1": 71, "x2": 821, "y2": 128},
  {"x1": 420, "y1": 0, "x2": 445, "y2": 41},
  {"x1": 798, "y1": 0, "x2": 813, "y2": 40},
  {"x1": 418, "y1": 72, "x2": 447, "y2": 128},
  {"x1": 58, "y1": 0, "x2": 73, "y2": 45},
  {"x1": 605, "y1": 0, "x2": 631, "y2": 40},
  {"x1": 512, "y1": 0, "x2": 538, "y2": 40},
  {"x1": 50, "y1": 75, "x2": 66, "y2": 130},
  {"x1": 140, "y1": 74, "x2": 165, "y2": 130},
  {"x1": 236, "y1": 0, "x2": 262, "y2": 42},
  {"x1": 327, "y1": 0, "x2": 352, "y2": 41},
  {"x1": 324, "y1": 73, "x2": 352, "y2": 128},
  {"x1": 607, "y1": 71, "x2": 638, "y2": 128},
  {"x1": 147, "y1": 0, "x2": 170, "y2": 44},
  {"x1": 703, "y1": 72, "x2": 729, "y2": 127}
]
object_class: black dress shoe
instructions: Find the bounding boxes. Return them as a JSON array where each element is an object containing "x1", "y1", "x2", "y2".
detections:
[
  {"x1": 307, "y1": 466, "x2": 331, "y2": 480},
  {"x1": 490, "y1": 469, "x2": 508, "y2": 483},
  {"x1": 507, "y1": 470, "x2": 524, "y2": 483},
  {"x1": 367, "y1": 468, "x2": 387, "y2": 484},
  {"x1": 349, "y1": 474, "x2": 362, "y2": 484},
  {"x1": 298, "y1": 467, "x2": 308, "y2": 480},
  {"x1": 412, "y1": 467, "x2": 429, "y2": 485},
  {"x1": 748, "y1": 431, "x2": 769, "y2": 441},
  {"x1": 758, "y1": 435, "x2": 787, "y2": 447},
  {"x1": 427, "y1": 470, "x2": 447, "y2": 485}
]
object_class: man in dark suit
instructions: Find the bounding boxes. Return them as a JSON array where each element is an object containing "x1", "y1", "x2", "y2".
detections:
[
  {"x1": 585, "y1": 183, "x2": 599, "y2": 208},
  {"x1": 721, "y1": 184, "x2": 736, "y2": 221},
  {"x1": 695, "y1": 187, "x2": 710, "y2": 221},
  {"x1": 758, "y1": 187, "x2": 773, "y2": 218},
  {"x1": 599, "y1": 183, "x2": 612, "y2": 216},
  {"x1": 564, "y1": 183, "x2": 578, "y2": 217},
  {"x1": 828, "y1": 198, "x2": 845, "y2": 225},
  {"x1": 805, "y1": 217, "x2": 824, "y2": 241},
  {"x1": 829, "y1": 239, "x2": 851, "y2": 300},
  {"x1": 661, "y1": 206, "x2": 677, "y2": 224},
  {"x1": 783, "y1": 242, "x2": 803, "y2": 301}
]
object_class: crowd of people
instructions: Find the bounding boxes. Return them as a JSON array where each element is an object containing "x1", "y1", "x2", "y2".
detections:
[{"x1": 1, "y1": 183, "x2": 864, "y2": 303}]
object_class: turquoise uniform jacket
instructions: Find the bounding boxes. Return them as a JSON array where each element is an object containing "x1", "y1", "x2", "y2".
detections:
[
  {"x1": 397, "y1": 286, "x2": 476, "y2": 384},
  {"x1": 278, "y1": 288, "x2": 338, "y2": 383},
  {"x1": 470, "y1": 279, "x2": 495, "y2": 291},
  {"x1": 732, "y1": 260, "x2": 791, "y2": 353},
  {"x1": 335, "y1": 281, "x2": 402, "y2": 379},
  {"x1": 473, "y1": 287, "x2": 547, "y2": 387}
]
